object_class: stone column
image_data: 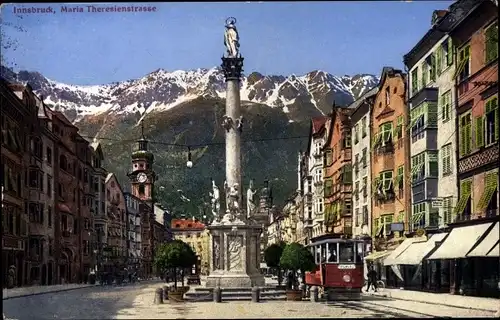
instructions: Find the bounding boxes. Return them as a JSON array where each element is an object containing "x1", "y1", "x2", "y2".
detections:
[{"x1": 221, "y1": 57, "x2": 244, "y2": 207}]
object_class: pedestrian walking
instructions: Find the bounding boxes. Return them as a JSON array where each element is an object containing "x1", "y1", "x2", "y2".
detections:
[{"x1": 366, "y1": 264, "x2": 378, "y2": 292}]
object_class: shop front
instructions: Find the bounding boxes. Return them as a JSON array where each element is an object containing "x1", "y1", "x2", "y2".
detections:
[
  {"x1": 385, "y1": 233, "x2": 448, "y2": 292},
  {"x1": 383, "y1": 236, "x2": 428, "y2": 289},
  {"x1": 427, "y1": 220, "x2": 499, "y2": 298}
]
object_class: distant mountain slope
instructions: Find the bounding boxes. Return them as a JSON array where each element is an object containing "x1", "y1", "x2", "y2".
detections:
[{"x1": 1, "y1": 65, "x2": 378, "y2": 218}]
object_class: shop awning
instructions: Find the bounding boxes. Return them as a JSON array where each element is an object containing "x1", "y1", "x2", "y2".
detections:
[
  {"x1": 393, "y1": 233, "x2": 448, "y2": 265},
  {"x1": 428, "y1": 223, "x2": 493, "y2": 260},
  {"x1": 467, "y1": 222, "x2": 499, "y2": 257},
  {"x1": 384, "y1": 237, "x2": 426, "y2": 266},
  {"x1": 364, "y1": 250, "x2": 391, "y2": 261},
  {"x1": 487, "y1": 243, "x2": 499, "y2": 257}
]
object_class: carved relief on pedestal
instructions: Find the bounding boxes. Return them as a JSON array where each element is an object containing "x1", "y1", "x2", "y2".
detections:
[
  {"x1": 212, "y1": 236, "x2": 221, "y2": 270},
  {"x1": 227, "y1": 235, "x2": 243, "y2": 271}
]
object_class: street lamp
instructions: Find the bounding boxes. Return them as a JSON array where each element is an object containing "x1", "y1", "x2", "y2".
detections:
[{"x1": 186, "y1": 147, "x2": 193, "y2": 168}]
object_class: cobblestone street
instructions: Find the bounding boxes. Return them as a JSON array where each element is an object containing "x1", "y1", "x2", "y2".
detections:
[{"x1": 3, "y1": 281, "x2": 498, "y2": 319}]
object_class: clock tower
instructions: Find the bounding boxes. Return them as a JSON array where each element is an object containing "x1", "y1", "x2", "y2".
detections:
[{"x1": 127, "y1": 121, "x2": 156, "y2": 206}]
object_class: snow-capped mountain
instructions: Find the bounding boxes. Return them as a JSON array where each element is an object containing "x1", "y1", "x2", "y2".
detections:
[
  {"x1": 2, "y1": 66, "x2": 378, "y2": 123},
  {"x1": 0, "y1": 65, "x2": 379, "y2": 209}
]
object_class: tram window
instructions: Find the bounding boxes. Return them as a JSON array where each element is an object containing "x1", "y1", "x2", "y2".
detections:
[
  {"x1": 355, "y1": 243, "x2": 363, "y2": 262},
  {"x1": 321, "y1": 244, "x2": 327, "y2": 262},
  {"x1": 339, "y1": 243, "x2": 355, "y2": 263},
  {"x1": 327, "y1": 245, "x2": 337, "y2": 263}
]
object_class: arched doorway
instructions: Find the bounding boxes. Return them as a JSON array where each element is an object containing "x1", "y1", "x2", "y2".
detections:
[
  {"x1": 59, "y1": 249, "x2": 73, "y2": 284},
  {"x1": 41, "y1": 264, "x2": 47, "y2": 285}
]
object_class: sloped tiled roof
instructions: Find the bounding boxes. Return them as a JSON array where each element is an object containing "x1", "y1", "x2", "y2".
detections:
[
  {"x1": 311, "y1": 116, "x2": 328, "y2": 134},
  {"x1": 171, "y1": 218, "x2": 205, "y2": 230}
]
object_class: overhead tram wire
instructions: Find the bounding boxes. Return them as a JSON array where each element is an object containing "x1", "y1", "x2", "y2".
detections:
[
  {"x1": 81, "y1": 71, "x2": 496, "y2": 150},
  {"x1": 79, "y1": 134, "x2": 311, "y2": 149}
]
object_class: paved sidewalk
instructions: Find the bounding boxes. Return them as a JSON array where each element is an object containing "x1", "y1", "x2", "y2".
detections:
[
  {"x1": 3, "y1": 283, "x2": 97, "y2": 300},
  {"x1": 365, "y1": 288, "x2": 500, "y2": 312}
]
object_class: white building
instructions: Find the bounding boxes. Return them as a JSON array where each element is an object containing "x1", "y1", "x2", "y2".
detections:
[
  {"x1": 350, "y1": 87, "x2": 378, "y2": 239},
  {"x1": 403, "y1": 6, "x2": 473, "y2": 231},
  {"x1": 305, "y1": 116, "x2": 329, "y2": 239}
]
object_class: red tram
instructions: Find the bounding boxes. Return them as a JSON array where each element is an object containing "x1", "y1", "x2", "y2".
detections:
[{"x1": 305, "y1": 237, "x2": 365, "y2": 300}]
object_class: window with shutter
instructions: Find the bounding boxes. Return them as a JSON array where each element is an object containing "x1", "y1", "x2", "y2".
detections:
[
  {"x1": 378, "y1": 122, "x2": 393, "y2": 144},
  {"x1": 440, "y1": 90, "x2": 451, "y2": 122},
  {"x1": 428, "y1": 152, "x2": 439, "y2": 177},
  {"x1": 475, "y1": 116, "x2": 484, "y2": 149},
  {"x1": 485, "y1": 95, "x2": 498, "y2": 145},
  {"x1": 459, "y1": 111, "x2": 472, "y2": 157},
  {"x1": 442, "y1": 144, "x2": 452, "y2": 176},
  {"x1": 436, "y1": 47, "x2": 442, "y2": 75},
  {"x1": 446, "y1": 37, "x2": 453, "y2": 66},
  {"x1": 429, "y1": 53, "x2": 437, "y2": 81},
  {"x1": 456, "y1": 45, "x2": 470, "y2": 81},
  {"x1": 422, "y1": 62, "x2": 429, "y2": 87},
  {"x1": 362, "y1": 148, "x2": 367, "y2": 167},
  {"x1": 395, "y1": 116, "x2": 404, "y2": 139},
  {"x1": 485, "y1": 22, "x2": 498, "y2": 64},
  {"x1": 411, "y1": 68, "x2": 419, "y2": 96}
]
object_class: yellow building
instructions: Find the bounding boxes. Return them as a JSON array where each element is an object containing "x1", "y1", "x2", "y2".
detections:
[{"x1": 171, "y1": 218, "x2": 211, "y2": 275}]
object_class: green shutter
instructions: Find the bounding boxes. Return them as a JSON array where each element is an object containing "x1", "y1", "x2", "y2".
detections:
[
  {"x1": 491, "y1": 97, "x2": 500, "y2": 141},
  {"x1": 475, "y1": 116, "x2": 484, "y2": 148},
  {"x1": 466, "y1": 122, "x2": 472, "y2": 152},
  {"x1": 436, "y1": 49, "x2": 442, "y2": 76},
  {"x1": 422, "y1": 64, "x2": 428, "y2": 87},
  {"x1": 459, "y1": 126, "x2": 465, "y2": 157},
  {"x1": 447, "y1": 37, "x2": 453, "y2": 66}
]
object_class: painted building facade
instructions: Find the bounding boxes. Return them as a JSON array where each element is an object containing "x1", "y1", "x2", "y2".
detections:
[
  {"x1": 171, "y1": 218, "x2": 210, "y2": 275},
  {"x1": 105, "y1": 173, "x2": 127, "y2": 267},
  {"x1": 370, "y1": 68, "x2": 410, "y2": 250},
  {"x1": 350, "y1": 87, "x2": 378, "y2": 241},
  {"x1": 451, "y1": 0, "x2": 498, "y2": 222},
  {"x1": 403, "y1": 3, "x2": 479, "y2": 230},
  {"x1": 323, "y1": 107, "x2": 353, "y2": 237},
  {"x1": 124, "y1": 192, "x2": 142, "y2": 271},
  {"x1": 1, "y1": 81, "x2": 33, "y2": 287}
]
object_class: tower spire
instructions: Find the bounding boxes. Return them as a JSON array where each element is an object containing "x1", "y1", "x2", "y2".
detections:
[
  {"x1": 140, "y1": 119, "x2": 146, "y2": 140},
  {"x1": 138, "y1": 120, "x2": 148, "y2": 151}
]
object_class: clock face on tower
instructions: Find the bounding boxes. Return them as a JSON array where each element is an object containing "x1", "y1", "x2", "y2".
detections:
[{"x1": 137, "y1": 172, "x2": 147, "y2": 183}]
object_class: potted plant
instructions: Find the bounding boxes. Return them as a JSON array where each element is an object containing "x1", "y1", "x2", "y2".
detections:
[
  {"x1": 279, "y1": 243, "x2": 316, "y2": 301},
  {"x1": 264, "y1": 242, "x2": 286, "y2": 287},
  {"x1": 154, "y1": 240, "x2": 197, "y2": 302}
]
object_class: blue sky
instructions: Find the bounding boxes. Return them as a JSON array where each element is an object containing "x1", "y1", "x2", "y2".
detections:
[{"x1": 1, "y1": 1, "x2": 453, "y2": 85}]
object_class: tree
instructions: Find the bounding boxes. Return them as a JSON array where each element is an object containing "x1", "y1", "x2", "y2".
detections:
[
  {"x1": 279, "y1": 243, "x2": 316, "y2": 290},
  {"x1": 153, "y1": 240, "x2": 196, "y2": 289},
  {"x1": 264, "y1": 242, "x2": 286, "y2": 285}
]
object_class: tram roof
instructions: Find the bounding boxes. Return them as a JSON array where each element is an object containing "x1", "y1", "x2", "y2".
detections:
[{"x1": 307, "y1": 238, "x2": 365, "y2": 247}]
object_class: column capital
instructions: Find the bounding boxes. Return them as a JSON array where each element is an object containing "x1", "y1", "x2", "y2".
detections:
[{"x1": 221, "y1": 57, "x2": 244, "y2": 81}]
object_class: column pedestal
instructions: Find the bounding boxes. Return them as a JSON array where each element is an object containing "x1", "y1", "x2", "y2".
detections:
[{"x1": 206, "y1": 223, "x2": 264, "y2": 288}]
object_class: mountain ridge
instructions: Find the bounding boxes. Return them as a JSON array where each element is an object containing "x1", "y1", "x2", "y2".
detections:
[
  {"x1": 1, "y1": 65, "x2": 379, "y2": 124},
  {"x1": 1, "y1": 65, "x2": 378, "y2": 217}
]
